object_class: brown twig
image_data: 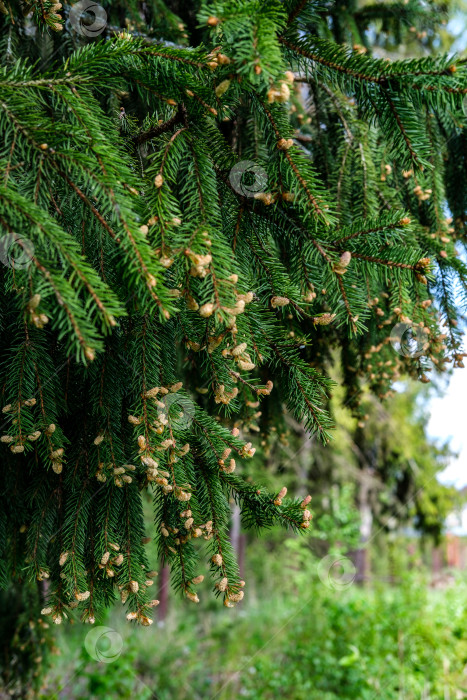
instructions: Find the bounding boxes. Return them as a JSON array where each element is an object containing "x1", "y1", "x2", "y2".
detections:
[{"x1": 132, "y1": 104, "x2": 187, "y2": 146}]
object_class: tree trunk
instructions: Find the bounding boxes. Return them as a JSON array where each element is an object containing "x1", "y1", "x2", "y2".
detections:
[
  {"x1": 157, "y1": 564, "x2": 170, "y2": 623},
  {"x1": 349, "y1": 472, "x2": 372, "y2": 583},
  {"x1": 349, "y1": 425, "x2": 375, "y2": 584},
  {"x1": 230, "y1": 502, "x2": 246, "y2": 578}
]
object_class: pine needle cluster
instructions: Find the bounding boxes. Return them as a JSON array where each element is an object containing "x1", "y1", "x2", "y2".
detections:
[{"x1": 0, "y1": 0, "x2": 466, "y2": 623}]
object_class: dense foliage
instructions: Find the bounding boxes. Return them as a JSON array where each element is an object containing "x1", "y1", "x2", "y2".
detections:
[{"x1": 0, "y1": 0, "x2": 466, "y2": 627}]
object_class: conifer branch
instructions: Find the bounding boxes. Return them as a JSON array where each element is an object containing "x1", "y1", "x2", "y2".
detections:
[
  {"x1": 132, "y1": 104, "x2": 187, "y2": 146},
  {"x1": 0, "y1": 0, "x2": 465, "y2": 625}
]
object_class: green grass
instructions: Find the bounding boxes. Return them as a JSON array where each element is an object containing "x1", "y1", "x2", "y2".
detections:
[{"x1": 42, "y1": 570, "x2": 467, "y2": 700}]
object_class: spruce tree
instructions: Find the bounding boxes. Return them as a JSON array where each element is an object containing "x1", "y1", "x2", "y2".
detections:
[{"x1": 0, "y1": 0, "x2": 466, "y2": 627}]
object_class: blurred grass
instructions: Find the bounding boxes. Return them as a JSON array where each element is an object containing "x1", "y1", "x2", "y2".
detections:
[{"x1": 42, "y1": 566, "x2": 467, "y2": 700}]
